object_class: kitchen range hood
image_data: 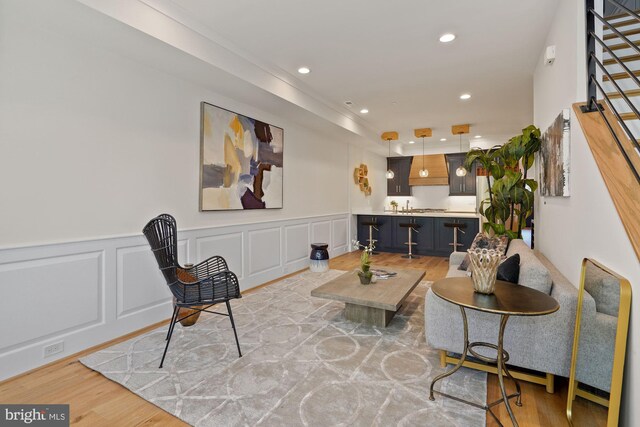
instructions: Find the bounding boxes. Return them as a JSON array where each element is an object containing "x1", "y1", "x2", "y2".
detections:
[{"x1": 409, "y1": 154, "x2": 449, "y2": 186}]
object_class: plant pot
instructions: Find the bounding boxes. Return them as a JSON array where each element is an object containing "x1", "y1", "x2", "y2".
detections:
[
  {"x1": 358, "y1": 271, "x2": 373, "y2": 285},
  {"x1": 468, "y1": 248, "x2": 502, "y2": 294}
]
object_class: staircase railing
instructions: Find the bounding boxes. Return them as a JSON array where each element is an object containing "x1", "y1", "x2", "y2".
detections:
[{"x1": 584, "y1": 0, "x2": 640, "y2": 182}]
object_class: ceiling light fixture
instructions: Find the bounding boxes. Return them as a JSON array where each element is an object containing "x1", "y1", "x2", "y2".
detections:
[
  {"x1": 360, "y1": 108, "x2": 369, "y2": 114},
  {"x1": 475, "y1": 135, "x2": 482, "y2": 139},
  {"x1": 440, "y1": 138, "x2": 447, "y2": 142},
  {"x1": 460, "y1": 93, "x2": 471, "y2": 100},
  {"x1": 297, "y1": 66, "x2": 311, "y2": 74},
  {"x1": 439, "y1": 33, "x2": 456, "y2": 43},
  {"x1": 382, "y1": 132, "x2": 399, "y2": 179},
  {"x1": 408, "y1": 140, "x2": 415, "y2": 144}
]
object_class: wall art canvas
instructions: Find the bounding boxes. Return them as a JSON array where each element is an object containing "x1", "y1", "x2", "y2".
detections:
[
  {"x1": 539, "y1": 109, "x2": 570, "y2": 197},
  {"x1": 200, "y1": 102, "x2": 283, "y2": 210}
]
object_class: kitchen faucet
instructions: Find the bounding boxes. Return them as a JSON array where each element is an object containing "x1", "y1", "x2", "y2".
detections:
[{"x1": 406, "y1": 200, "x2": 410, "y2": 212}]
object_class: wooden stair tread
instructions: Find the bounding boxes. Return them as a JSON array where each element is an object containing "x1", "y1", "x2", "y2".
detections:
[
  {"x1": 607, "y1": 17, "x2": 640, "y2": 28},
  {"x1": 573, "y1": 103, "x2": 640, "y2": 262},
  {"x1": 604, "y1": 26, "x2": 640, "y2": 40},
  {"x1": 608, "y1": 40, "x2": 640, "y2": 50},
  {"x1": 619, "y1": 112, "x2": 639, "y2": 120},
  {"x1": 602, "y1": 69, "x2": 640, "y2": 80},
  {"x1": 605, "y1": 88, "x2": 640, "y2": 99},
  {"x1": 606, "y1": 10, "x2": 640, "y2": 21},
  {"x1": 603, "y1": 53, "x2": 640, "y2": 65}
]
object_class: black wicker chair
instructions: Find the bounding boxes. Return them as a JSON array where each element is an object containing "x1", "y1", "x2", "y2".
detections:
[{"x1": 142, "y1": 214, "x2": 242, "y2": 368}]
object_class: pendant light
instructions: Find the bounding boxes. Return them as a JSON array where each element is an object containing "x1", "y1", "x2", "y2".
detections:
[
  {"x1": 414, "y1": 128, "x2": 432, "y2": 178},
  {"x1": 419, "y1": 135, "x2": 429, "y2": 177},
  {"x1": 382, "y1": 131, "x2": 399, "y2": 179},
  {"x1": 386, "y1": 138, "x2": 395, "y2": 179},
  {"x1": 455, "y1": 132, "x2": 467, "y2": 177}
]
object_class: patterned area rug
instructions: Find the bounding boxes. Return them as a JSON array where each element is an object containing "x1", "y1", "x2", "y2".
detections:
[{"x1": 81, "y1": 269, "x2": 487, "y2": 426}]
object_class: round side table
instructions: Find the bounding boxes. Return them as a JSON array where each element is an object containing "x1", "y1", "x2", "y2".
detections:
[{"x1": 429, "y1": 277, "x2": 559, "y2": 427}]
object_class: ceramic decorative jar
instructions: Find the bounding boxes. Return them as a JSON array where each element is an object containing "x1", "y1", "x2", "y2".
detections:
[
  {"x1": 310, "y1": 243, "x2": 330, "y2": 272},
  {"x1": 468, "y1": 248, "x2": 502, "y2": 294}
]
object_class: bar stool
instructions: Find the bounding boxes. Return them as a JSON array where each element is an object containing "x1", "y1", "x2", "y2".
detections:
[
  {"x1": 361, "y1": 219, "x2": 379, "y2": 254},
  {"x1": 444, "y1": 222, "x2": 467, "y2": 252},
  {"x1": 399, "y1": 222, "x2": 420, "y2": 259}
]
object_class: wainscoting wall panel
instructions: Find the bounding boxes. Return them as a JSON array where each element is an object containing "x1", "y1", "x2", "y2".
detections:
[
  {"x1": 0, "y1": 251, "x2": 104, "y2": 351},
  {"x1": 284, "y1": 223, "x2": 309, "y2": 264},
  {"x1": 332, "y1": 218, "x2": 349, "y2": 254},
  {"x1": 311, "y1": 220, "x2": 332, "y2": 249},
  {"x1": 0, "y1": 213, "x2": 349, "y2": 381},
  {"x1": 248, "y1": 227, "x2": 282, "y2": 276},
  {"x1": 116, "y1": 240, "x2": 187, "y2": 320},
  {"x1": 195, "y1": 233, "x2": 243, "y2": 279}
]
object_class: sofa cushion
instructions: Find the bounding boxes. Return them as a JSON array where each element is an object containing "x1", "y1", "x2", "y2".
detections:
[
  {"x1": 497, "y1": 253, "x2": 520, "y2": 284},
  {"x1": 584, "y1": 262, "x2": 620, "y2": 316},
  {"x1": 506, "y1": 239, "x2": 552, "y2": 294}
]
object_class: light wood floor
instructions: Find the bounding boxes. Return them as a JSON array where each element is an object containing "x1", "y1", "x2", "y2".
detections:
[{"x1": 0, "y1": 252, "x2": 600, "y2": 426}]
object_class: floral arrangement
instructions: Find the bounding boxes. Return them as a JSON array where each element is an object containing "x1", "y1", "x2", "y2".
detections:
[{"x1": 352, "y1": 240, "x2": 374, "y2": 284}]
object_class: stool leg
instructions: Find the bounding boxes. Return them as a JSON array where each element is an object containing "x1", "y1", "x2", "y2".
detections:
[
  {"x1": 452, "y1": 227, "x2": 458, "y2": 253},
  {"x1": 367, "y1": 225, "x2": 378, "y2": 254},
  {"x1": 402, "y1": 227, "x2": 419, "y2": 259}
]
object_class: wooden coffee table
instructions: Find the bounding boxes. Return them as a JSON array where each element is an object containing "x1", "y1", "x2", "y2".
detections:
[{"x1": 310, "y1": 268, "x2": 425, "y2": 327}]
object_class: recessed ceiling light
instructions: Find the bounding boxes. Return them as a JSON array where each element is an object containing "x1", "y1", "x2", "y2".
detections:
[
  {"x1": 297, "y1": 66, "x2": 310, "y2": 74},
  {"x1": 440, "y1": 138, "x2": 447, "y2": 142},
  {"x1": 408, "y1": 140, "x2": 415, "y2": 144},
  {"x1": 439, "y1": 33, "x2": 456, "y2": 43},
  {"x1": 460, "y1": 93, "x2": 472, "y2": 100},
  {"x1": 360, "y1": 108, "x2": 369, "y2": 114},
  {"x1": 474, "y1": 135, "x2": 482, "y2": 138}
]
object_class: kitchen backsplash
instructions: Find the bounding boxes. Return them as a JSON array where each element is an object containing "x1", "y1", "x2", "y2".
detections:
[{"x1": 384, "y1": 185, "x2": 476, "y2": 212}]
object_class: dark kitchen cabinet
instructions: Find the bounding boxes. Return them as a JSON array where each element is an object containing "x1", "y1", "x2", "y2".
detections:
[
  {"x1": 386, "y1": 157, "x2": 413, "y2": 196},
  {"x1": 434, "y1": 217, "x2": 479, "y2": 254},
  {"x1": 356, "y1": 215, "x2": 477, "y2": 257},
  {"x1": 356, "y1": 215, "x2": 393, "y2": 252},
  {"x1": 412, "y1": 217, "x2": 435, "y2": 253},
  {"x1": 446, "y1": 153, "x2": 476, "y2": 196}
]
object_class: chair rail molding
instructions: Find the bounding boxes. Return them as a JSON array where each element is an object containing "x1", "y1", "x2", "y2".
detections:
[{"x1": 0, "y1": 212, "x2": 349, "y2": 381}]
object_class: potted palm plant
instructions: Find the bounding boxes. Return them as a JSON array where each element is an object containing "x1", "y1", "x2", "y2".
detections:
[{"x1": 464, "y1": 125, "x2": 541, "y2": 239}]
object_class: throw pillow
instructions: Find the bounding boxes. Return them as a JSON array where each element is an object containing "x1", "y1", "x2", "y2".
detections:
[
  {"x1": 497, "y1": 254, "x2": 520, "y2": 284},
  {"x1": 458, "y1": 254, "x2": 471, "y2": 271}
]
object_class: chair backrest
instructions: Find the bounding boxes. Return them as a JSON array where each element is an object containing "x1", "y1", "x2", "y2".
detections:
[{"x1": 142, "y1": 214, "x2": 179, "y2": 287}]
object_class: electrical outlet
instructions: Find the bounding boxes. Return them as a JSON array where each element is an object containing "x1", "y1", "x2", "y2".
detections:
[{"x1": 43, "y1": 341, "x2": 64, "y2": 358}]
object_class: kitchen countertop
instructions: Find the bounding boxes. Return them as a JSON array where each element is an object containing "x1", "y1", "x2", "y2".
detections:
[{"x1": 352, "y1": 210, "x2": 480, "y2": 219}]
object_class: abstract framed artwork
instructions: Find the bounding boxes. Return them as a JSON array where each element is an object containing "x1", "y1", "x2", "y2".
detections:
[
  {"x1": 539, "y1": 109, "x2": 570, "y2": 197},
  {"x1": 200, "y1": 102, "x2": 284, "y2": 210}
]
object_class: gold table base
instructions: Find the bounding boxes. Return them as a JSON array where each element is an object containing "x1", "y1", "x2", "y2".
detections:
[{"x1": 428, "y1": 306, "x2": 522, "y2": 427}]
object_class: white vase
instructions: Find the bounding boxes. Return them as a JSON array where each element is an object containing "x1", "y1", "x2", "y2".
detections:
[
  {"x1": 468, "y1": 248, "x2": 502, "y2": 294},
  {"x1": 310, "y1": 259, "x2": 329, "y2": 273}
]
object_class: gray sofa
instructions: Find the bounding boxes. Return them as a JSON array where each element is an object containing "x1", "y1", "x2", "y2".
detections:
[
  {"x1": 425, "y1": 239, "x2": 581, "y2": 393},
  {"x1": 575, "y1": 262, "x2": 619, "y2": 393}
]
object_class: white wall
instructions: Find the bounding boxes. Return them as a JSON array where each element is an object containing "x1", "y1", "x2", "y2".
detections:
[
  {"x1": 0, "y1": 1, "x2": 353, "y2": 380},
  {"x1": 534, "y1": 0, "x2": 640, "y2": 424},
  {"x1": 0, "y1": 6, "x2": 348, "y2": 247},
  {"x1": 348, "y1": 145, "x2": 387, "y2": 213}
]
